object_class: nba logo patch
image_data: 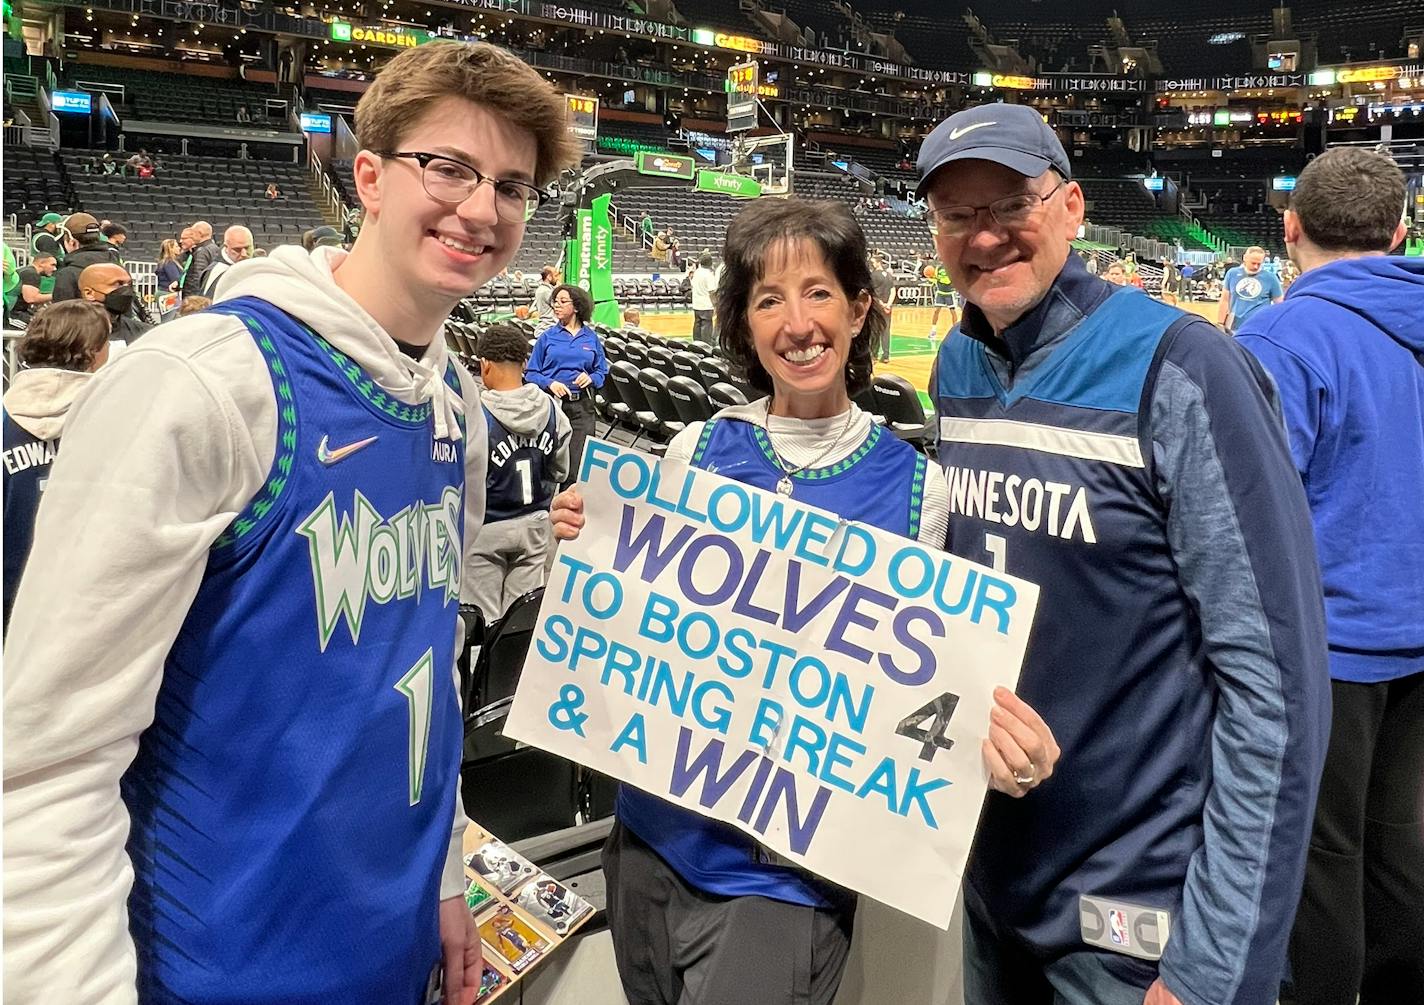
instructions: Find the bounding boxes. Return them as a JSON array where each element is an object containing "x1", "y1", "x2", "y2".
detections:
[{"x1": 1108, "y1": 909, "x2": 1130, "y2": 947}]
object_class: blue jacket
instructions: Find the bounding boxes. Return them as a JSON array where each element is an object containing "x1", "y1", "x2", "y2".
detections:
[
  {"x1": 1237, "y1": 255, "x2": 1424, "y2": 683},
  {"x1": 935, "y1": 254, "x2": 1329, "y2": 1005},
  {"x1": 525, "y1": 324, "x2": 608, "y2": 393}
]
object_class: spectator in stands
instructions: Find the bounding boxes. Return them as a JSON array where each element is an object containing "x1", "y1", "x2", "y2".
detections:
[
  {"x1": 156, "y1": 239, "x2": 185, "y2": 294},
  {"x1": 526, "y1": 282, "x2": 606, "y2": 489},
  {"x1": 917, "y1": 100, "x2": 1327, "y2": 1005},
  {"x1": 620, "y1": 306, "x2": 651, "y2": 335},
  {"x1": 1217, "y1": 245, "x2": 1283, "y2": 333},
  {"x1": 236, "y1": 105, "x2": 251, "y2": 124},
  {"x1": 305, "y1": 225, "x2": 343, "y2": 251},
  {"x1": 639, "y1": 211, "x2": 653, "y2": 240},
  {"x1": 78, "y1": 263, "x2": 148, "y2": 345},
  {"x1": 344, "y1": 206, "x2": 364, "y2": 244},
  {"x1": 101, "y1": 223, "x2": 128, "y2": 259},
  {"x1": 265, "y1": 182, "x2": 281, "y2": 201},
  {"x1": 1235, "y1": 146, "x2": 1424, "y2": 1005},
  {"x1": 124, "y1": 151, "x2": 145, "y2": 177},
  {"x1": 2, "y1": 300, "x2": 112, "y2": 628},
  {"x1": 667, "y1": 230, "x2": 682, "y2": 269},
  {"x1": 689, "y1": 253, "x2": 718, "y2": 345},
  {"x1": 869, "y1": 252, "x2": 895, "y2": 361},
  {"x1": 548, "y1": 196, "x2": 1048, "y2": 1005},
  {"x1": 1104, "y1": 260, "x2": 1128, "y2": 285},
  {"x1": 50, "y1": 214, "x2": 123, "y2": 302},
  {"x1": 465, "y1": 323, "x2": 570, "y2": 620},
  {"x1": 177, "y1": 295, "x2": 212, "y2": 316},
  {"x1": 531, "y1": 265, "x2": 558, "y2": 325},
  {"x1": 651, "y1": 229, "x2": 670, "y2": 264},
  {"x1": 200, "y1": 225, "x2": 255, "y2": 296},
  {"x1": 180, "y1": 221, "x2": 220, "y2": 299},
  {"x1": 11, "y1": 254, "x2": 58, "y2": 322},
  {"x1": 3, "y1": 38, "x2": 581, "y2": 1005},
  {"x1": 99, "y1": 153, "x2": 119, "y2": 176},
  {"x1": 31, "y1": 213, "x2": 65, "y2": 263}
]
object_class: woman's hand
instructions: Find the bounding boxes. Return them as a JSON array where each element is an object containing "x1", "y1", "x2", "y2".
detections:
[
  {"x1": 550, "y1": 489, "x2": 585, "y2": 541},
  {"x1": 572, "y1": 372, "x2": 593, "y2": 390},
  {"x1": 982, "y1": 687, "x2": 1060, "y2": 798},
  {"x1": 548, "y1": 381, "x2": 570, "y2": 399}
]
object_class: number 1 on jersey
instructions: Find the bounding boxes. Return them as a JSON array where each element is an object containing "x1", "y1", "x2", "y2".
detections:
[
  {"x1": 984, "y1": 533, "x2": 1007, "y2": 572},
  {"x1": 515, "y1": 457, "x2": 534, "y2": 505},
  {"x1": 394, "y1": 649, "x2": 435, "y2": 806}
]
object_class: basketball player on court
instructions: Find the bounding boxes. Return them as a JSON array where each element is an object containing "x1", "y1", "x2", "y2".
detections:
[
  {"x1": 927, "y1": 260, "x2": 958, "y2": 343},
  {"x1": 4, "y1": 42, "x2": 579, "y2": 1004}
]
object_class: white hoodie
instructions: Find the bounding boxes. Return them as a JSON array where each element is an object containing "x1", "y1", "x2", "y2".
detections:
[
  {"x1": 2, "y1": 246, "x2": 485, "y2": 1005},
  {"x1": 2, "y1": 367, "x2": 95, "y2": 442}
]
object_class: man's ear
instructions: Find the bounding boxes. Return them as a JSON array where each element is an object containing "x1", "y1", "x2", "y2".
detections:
[{"x1": 351, "y1": 151, "x2": 383, "y2": 221}]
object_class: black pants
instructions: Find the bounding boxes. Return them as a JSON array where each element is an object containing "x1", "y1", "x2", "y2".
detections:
[
  {"x1": 692, "y1": 310, "x2": 715, "y2": 345},
  {"x1": 1282, "y1": 672, "x2": 1424, "y2": 1005},
  {"x1": 561, "y1": 394, "x2": 596, "y2": 491},
  {"x1": 602, "y1": 821, "x2": 856, "y2": 1005}
]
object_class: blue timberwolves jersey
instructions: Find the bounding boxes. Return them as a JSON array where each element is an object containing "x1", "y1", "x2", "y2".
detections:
[
  {"x1": 121, "y1": 297, "x2": 467, "y2": 1004},
  {"x1": 616, "y1": 416, "x2": 929, "y2": 906},
  {"x1": 484, "y1": 399, "x2": 559, "y2": 522},
  {"x1": 935, "y1": 289, "x2": 1215, "y2": 955},
  {"x1": 2, "y1": 410, "x2": 57, "y2": 628}
]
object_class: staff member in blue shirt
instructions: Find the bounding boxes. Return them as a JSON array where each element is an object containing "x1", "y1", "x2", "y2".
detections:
[{"x1": 525, "y1": 282, "x2": 607, "y2": 488}]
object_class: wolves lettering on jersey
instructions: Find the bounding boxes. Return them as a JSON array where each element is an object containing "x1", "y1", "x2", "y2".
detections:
[
  {"x1": 2, "y1": 438, "x2": 55, "y2": 473},
  {"x1": 943, "y1": 466, "x2": 1096, "y2": 543},
  {"x1": 297, "y1": 485, "x2": 463, "y2": 652}
]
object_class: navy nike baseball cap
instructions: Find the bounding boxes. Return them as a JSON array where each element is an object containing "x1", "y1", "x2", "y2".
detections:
[{"x1": 916, "y1": 103, "x2": 1071, "y2": 199}]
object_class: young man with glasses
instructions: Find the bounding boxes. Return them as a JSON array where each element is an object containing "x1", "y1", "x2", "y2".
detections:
[
  {"x1": 921, "y1": 103, "x2": 1329, "y2": 1005},
  {"x1": 4, "y1": 42, "x2": 580, "y2": 1005}
]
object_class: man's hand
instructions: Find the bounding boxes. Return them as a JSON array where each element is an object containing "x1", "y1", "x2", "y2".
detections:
[
  {"x1": 1143, "y1": 978, "x2": 1184, "y2": 1005},
  {"x1": 982, "y1": 686, "x2": 1061, "y2": 797},
  {"x1": 548, "y1": 380, "x2": 570, "y2": 399},
  {"x1": 550, "y1": 488, "x2": 585, "y2": 541},
  {"x1": 438, "y1": 895, "x2": 481, "y2": 1005},
  {"x1": 572, "y1": 372, "x2": 593, "y2": 390}
]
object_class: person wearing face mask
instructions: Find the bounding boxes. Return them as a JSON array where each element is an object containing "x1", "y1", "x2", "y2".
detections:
[
  {"x1": 78, "y1": 262, "x2": 149, "y2": 345},
  {"x1": 3, "y1": 41, "x2": 581, "y2": 1005},
  {"x1": 48, "y1": 213, "x2": 123, "y2": 303},
  {"x1": 919, "y1": 102, "x2": 1327, "y2": 1005},
  {"x1": 525, "y1": 281, "x2": 607, "y2": 489},
  {"x1": 548, "y1": 197, "x2": 1059, "y2": 1005},
  {"x1": 2, "y1": 300, "x2": 112, "y2": 627}
]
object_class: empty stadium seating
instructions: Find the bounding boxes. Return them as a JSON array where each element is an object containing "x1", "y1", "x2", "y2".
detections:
[
  {"x1": 2, "y1": 146, "x2": 73, "y2": 226},
  {"x1": 59, "y1": 151, "x2": 327, "y2": 259},
  {"x1": 63, "y1": 63, "x2": 287, "y2": 128}
]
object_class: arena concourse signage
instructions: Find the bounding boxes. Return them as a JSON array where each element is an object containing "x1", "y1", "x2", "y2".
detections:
[
  {"x1": 329, "y1": 20, "x2": 435, "y2": 47},
  {"x1": 505, "y1": 441, "x2": 1039, "y2": 929}
]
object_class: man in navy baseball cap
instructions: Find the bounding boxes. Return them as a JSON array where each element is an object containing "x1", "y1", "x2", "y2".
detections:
[{"x1": 922, "y1": 102, "x2": 1329, "y2": 1005}]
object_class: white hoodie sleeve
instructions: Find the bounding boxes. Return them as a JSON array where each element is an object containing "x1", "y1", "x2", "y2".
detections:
[{"x1": 2, "y1": 318, "x2": 273, "y2": 1005}]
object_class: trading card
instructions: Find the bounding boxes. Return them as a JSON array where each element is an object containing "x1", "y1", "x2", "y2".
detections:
[
  {"x1": 514, "y1": 874, "x2": 594, "y2": 934},
  {"x1": 466, "y1": 839, "x2": 534, "y2": 893},
  {"x1": 464, "y1": 875, "x2": 494, "y2": 914},
  {"x1": 478, "y1": 906, "x2": 549, "y2": 974},
  {"x1": 475, "y1": 961, "x2": 506, "y2": 1001}
]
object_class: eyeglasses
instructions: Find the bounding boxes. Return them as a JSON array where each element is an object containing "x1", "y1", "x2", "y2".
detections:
[
  {"x1": 378, "y1": 151, "x2": 546, "y2": 224},
  {"x1": 926, "y1": 178, "x2": 1066, "y2": 238}
]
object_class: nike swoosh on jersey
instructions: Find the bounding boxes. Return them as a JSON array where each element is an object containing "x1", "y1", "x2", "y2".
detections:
[
  {"x1": 317, "y1": 434, "x2": 379, "y2": 465},
  {"x1": 949, "y1": 121, "x2": 995, "y2": 140}
]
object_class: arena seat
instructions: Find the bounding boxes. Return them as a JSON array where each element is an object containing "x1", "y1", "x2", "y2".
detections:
[
  {"x1": 609, "y1": 361, "x2": 658, "y2": 445},
  {"x1": 872, "y1": 373, "x2": 936, "y2": 452},
  {"x1": 637, "y1": 367, "x2": 684, "y2": 439},
  {"x1": 708, "y1": 381, "x2": 749, "y2": 410},
  {"x1": 667, "y1": 375, "x2": 715, "y2": 427}
]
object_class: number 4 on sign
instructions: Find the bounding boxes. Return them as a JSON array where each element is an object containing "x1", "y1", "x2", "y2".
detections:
[{"x1": 896, "y1": 692, "x2": 960, "y2": 762}]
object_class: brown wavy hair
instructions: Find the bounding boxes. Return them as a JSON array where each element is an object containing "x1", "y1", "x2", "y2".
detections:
[
  {"x1": 355, "y1": 41, "x2": 582, "y2": 188},
  {"x1": 19, "y1": 301, "x2": 112, "y2": 371},
  {"x1": 716, "y1": 197, "x2": 883, "y2": 398}
]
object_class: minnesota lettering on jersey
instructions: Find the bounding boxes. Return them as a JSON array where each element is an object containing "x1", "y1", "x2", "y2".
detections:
[
  {"x1": 3, "y1": 439, "x2": 56, "y2": 474},
  {"x1": 297, "y1": 486, "x2": 463, "y2": 651},
  {"x1": 489, "y1": 428, "x2": 556, "y2": 468},
  {"x1": 944, "y1": 465, "x2": 1097, "y2": 543}
]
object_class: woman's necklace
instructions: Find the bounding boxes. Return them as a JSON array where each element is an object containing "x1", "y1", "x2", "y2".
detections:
[{"x1": 765, "y1": 406, "x2": 857, "y2": 497}]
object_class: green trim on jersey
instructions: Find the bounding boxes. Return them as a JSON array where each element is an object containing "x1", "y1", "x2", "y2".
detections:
[
  {"x1": 750, "y1": 423, "x2": 884, "y2": 482},
  {"x1": 907, "y1": 452, "x2": 927, "y2": 539}
]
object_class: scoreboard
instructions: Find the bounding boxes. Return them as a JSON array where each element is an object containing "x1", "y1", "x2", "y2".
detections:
[
  {"x1": 727, "y1": 61, "x2": 759, "y2": 133},
  {"x1": 566, "y1": 94, "x2": 599, "y2": 144}
]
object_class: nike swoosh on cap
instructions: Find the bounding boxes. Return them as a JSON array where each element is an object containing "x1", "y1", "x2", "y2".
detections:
[
  {"x1": 317, "y1": 434, "x2": 379, "y2": 465},
  {"x1": 949, "y1": 121, "x2": 996, "y2": 140}
]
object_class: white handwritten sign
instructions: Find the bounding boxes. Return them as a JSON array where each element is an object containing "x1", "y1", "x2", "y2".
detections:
[{"x1": 504, "y1": 440, "x2": 1038, "y2": 927}]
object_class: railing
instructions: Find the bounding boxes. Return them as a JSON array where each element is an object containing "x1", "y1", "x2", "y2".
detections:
[{"x1": 308, "y1": 149, "x2": 347, "y2": 221}]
